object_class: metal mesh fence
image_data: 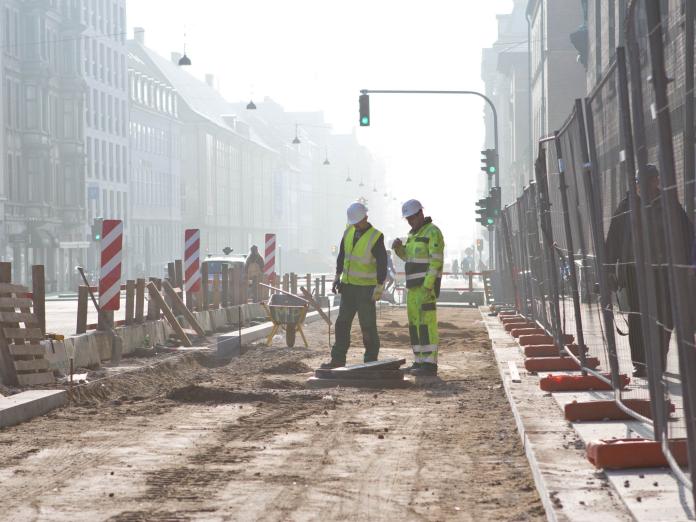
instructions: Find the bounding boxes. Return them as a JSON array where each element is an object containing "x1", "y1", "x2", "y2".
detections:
[{"x1": 495, "y1": 0, "x2": 696, "y2": 500}]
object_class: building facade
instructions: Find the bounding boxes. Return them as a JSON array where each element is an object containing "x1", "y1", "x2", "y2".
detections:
[
  {"x1": 527, "y1": 0, "x2": 587, "y2": 149},
  {"x1": 127, "y1": 31, "x2": 182, "y2": 279},
  {"x1": 3, "y1": 0, "x2": 89, "y2": 291},
  {"x1": 481, "y1": 0, "x2": 531, "y2": 206}
]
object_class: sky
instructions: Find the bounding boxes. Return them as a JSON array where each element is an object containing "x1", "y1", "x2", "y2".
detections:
[{"x1": 127, "y1": 0, "x2": 513, "y2": 255}]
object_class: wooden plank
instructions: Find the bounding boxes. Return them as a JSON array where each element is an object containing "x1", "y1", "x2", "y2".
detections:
[
  {"x1": 146, "y1": 282, "x2": 191, "y2": 347},
  {"x1": 0, "y1": 262, "x2": 18, "y2": 386},
  {"x1": 16, "y1": 372, "x2": 55, "y2": 386},
  {"x1": 175, "y1": 259, "x2": 184, "y2": 289},
  {"x1": 76, "y1": 285, "x2": 89, "y2": 334},
  {"x1": 508, "y1": 361, "x2": 522, "y2": 383},
  {"x1": 13, "y1": 359, "x2": 49, "y2": 372},
  {"x1": 3, "y1": 328, "x2": 44, "y2": 341},
  {"x1": 0, "y1": 312, "x2": 38, "y2": 325},
  {"x1": 0, "y1": 297, "x2": 33, "y2": 309},
  {"x1": 201, "y1": 262, "x2": 209, "y2": 310},
  {"x1": 125, "y1": 280, "x2": 135, "y2": 324},
  {"x1": 135, "y1": 278, "x2": 146, "y2": 322},
  {"x1": 0, "y1": 283, "x2": 29, "y2": 294},
  {"x1": 9, "y1": 344, "x2": 45, "y2": 356},
  {"x1": 147, "y1": 278, "x2": 161, "y2": 320},
  {"x1": 31, "y1": 265, "x2": 45, "y2": 335},
  {"x1": 212, "y1": 275, "x2": 221, "y2": 308},
  {"x1": 161, "y1": 280, "x2": 207, "y2": 338}
]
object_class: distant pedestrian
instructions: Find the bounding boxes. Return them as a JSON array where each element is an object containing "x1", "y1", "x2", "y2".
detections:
[
  {"x1": 452, "y1": 258, "x2": 460, "y2": 278},
  {"x1": 245, "y1": 245, "x2": 265, "y2": 300}
]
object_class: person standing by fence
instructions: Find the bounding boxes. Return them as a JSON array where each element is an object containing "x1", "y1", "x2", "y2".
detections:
[{"x1": 605, "y1": 164, "x2": 693, "y2": 376}]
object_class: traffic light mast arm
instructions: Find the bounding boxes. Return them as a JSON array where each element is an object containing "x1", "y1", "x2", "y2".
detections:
[{"x1": 359, "y1": 88, "x2": 499, "y2": 188}]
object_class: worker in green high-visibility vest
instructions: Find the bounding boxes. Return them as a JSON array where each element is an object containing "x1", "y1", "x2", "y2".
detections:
[
  {"x1": 321, "y1": 202, "x2": 387, "y2": 369},
  {"x1": 392, "y1": 199, "x2": 445, "y2": 376}
]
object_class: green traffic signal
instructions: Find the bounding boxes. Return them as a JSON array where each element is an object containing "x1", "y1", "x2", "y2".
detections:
[
  {"x1": 361, "y1": 115, "x2": 369, "y2": 125},
  {"x1": 488, "y1": 166, "x2": 496, "y2": 174},
  {"x1": 359, "y1": 94, "x2": 370, "y2": 127}
]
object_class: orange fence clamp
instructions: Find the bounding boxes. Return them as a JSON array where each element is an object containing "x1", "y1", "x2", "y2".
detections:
[
  {"x1": 565, "y1": 399, "x2": 675, "y2": 422},
  {"x1": 524, "y1": 344, "x2": 588, "y2": 357},
  {"x1": 586, "y1": 438, "x2": 688, "y2": 470},
  {"x1": 498, "y1": 311, "x2": 518, "y2": 317},
  {"x1": 540, "y1": 373, "x2": 630, "y2": 392},
  {"x1": 518, "y1": 333, "x2": 574, "y2": 346},
  {"x1": 524, "y1": 356, "x2": 600, "y2": 372},
  {"x1": 510, "y1": 327, "x2": 546, "y2": 338},
  {"x1": 503, "y1": 321, "x2": 533, "y2": 331}
]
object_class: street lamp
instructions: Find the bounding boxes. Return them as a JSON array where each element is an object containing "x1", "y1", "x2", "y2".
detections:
[
  {"x1": 178, "y1": 33, "x2": 191, "y2": 66},
  {"x1": 323, "y1": 146, "x2": 330, "y2": 165},
  {"x1": 246, "y1": 100, "x2": 257, "y2": 110},
  {"x1": 292, "y1": 123, "x2": 301, "y2": 145},
  {"x1": 346, "y1": 169, "x2": 352, "y2": 183}
]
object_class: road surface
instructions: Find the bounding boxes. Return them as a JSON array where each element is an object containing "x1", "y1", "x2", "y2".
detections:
[{"x1": 0, "y1": 308, "x2": 544, "y2": 521}]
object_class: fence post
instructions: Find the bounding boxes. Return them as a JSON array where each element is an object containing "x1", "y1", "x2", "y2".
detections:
[
  {"x1": 125, "y1": 280, "x2": 136, "y2": 325},
  {"x1": 147, "y1": 277, "x2": 161, "y2": 320},
  {"x1": 135, "y1": 278, "x2": 146, "y2": 323},
  {"x1": 31, "y1": 265, "x2": 46, "y2": 336},
  {"x1": 201, "y1": 262, "x2": 209, "y2": 310},
  {"x1": 321, "y1": 275, "x2": 326, "y2": 297},
  {"x1": 76, "y1": 285, "x2": 89, "y2": 334},
  {"x1": 213, "y1": 274, "x2": 221, "y2": 308},
  {"x1": 290, "y1": 273, "x2": 297, "y2": 295}
]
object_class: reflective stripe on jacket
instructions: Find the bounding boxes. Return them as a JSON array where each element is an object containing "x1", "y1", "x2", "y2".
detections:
[
  {"x1": 404, "y1": 219, "x2": 445, "y2": 292},
  {"x1": 341, "y1": 225, "x2": 383, "y2": 286}
]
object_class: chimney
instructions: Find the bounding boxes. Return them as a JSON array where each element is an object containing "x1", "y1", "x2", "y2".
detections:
[
  {"x1": 205, "y1": 74, "x2": 215, "y2": 88},
  {"x1": 171, "y1": 52, "x2": 182, "y2": 65},
  {"x1": 134, "y1": 27, "x2": 145, "y2": 45}
]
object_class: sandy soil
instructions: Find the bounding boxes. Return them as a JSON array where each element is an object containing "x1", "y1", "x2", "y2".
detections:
[{"x1": 0, "y1": 307, "x2": 544, "y2": 521}]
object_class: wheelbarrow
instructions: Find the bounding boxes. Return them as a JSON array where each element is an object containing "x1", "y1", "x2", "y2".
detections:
[{"x1": 263, "y1": 293, "x2": 309, "y2": 348}]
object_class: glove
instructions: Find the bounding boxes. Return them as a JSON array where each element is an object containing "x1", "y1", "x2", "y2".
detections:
[
  {"x1": 372, "y1": 284, "x2": 384, "y2": 302},
  {"x1": 391, "y1": 238, "x2": 403, "y2": 250},
  {"x1": 332, "y1": 277, "x2": 342, "y2": 294}
]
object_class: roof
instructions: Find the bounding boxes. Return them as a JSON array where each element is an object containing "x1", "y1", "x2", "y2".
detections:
[{"x1": 128, "y1": 41, "x2": 276, "y2": 153}]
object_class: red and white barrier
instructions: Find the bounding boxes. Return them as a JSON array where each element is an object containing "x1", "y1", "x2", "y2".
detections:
[
  {"x1": 264, "y1": 233, "x2": 276, "y2": 277},
  {"x1": 99, "y1": 219, "x2": 123, "y2": 311},
  {"x1": 184, "y1": 229, "x2": 201, "y2": 293}
]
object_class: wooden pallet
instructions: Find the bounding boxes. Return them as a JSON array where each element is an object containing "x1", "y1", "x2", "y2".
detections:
[{"x1": 0, "y1": 283, "x2": 53, "y2": 386}]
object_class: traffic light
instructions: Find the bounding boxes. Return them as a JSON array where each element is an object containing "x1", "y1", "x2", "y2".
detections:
[
  {"x1": 91, "y1": 217, "x2": 104, "y2": 241},
  {"x1": 475, "y1": 196, "x2": 491, "y2": 227},
  {"x1": 331, "y1": 245, "x2": 338, "y2": 256},
  {"x1": 480, "y1": 149, "x2": 498, "y2": 176},
  {"x1": 359, "y1": 94, "x2": 370, "y2": 126},
  {"x1": 489, "y1": 186, "x2": 501, "y2": 224},
  {"x1": 476, "y1": 239, "x2": 484, "y2": 252}
]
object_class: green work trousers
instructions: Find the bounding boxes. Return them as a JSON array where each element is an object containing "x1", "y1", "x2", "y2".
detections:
[
  {"x1": 407, "y1": 286, "x2": 438, "y2": 365},
  {"x1": 331, "y1": 284, "x2": 380, "y2": 364}
]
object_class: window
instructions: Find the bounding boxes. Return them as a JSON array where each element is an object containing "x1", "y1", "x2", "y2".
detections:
[
  {"x1": 100, "y1": 92, "x2": 106, "y2": 130},
  {"x1": 87, "y1": 137, "x2": 93, "y2": 178},
  {"x1": 26, "y1": 85, "x2": 37, "y2": 129},
  {"x1": 94, "y1": 138, "x2": 100, "y2": 179},
  {"x1": 102, "y1": 141, "x2": 107, "y2": 178},
  {"x1": 5, "y1": 79, "x2": 11, "y2": 128},
  {"x1": 109, "y1": 142, "x2": 114, "y2": 180},
  {"x1": 63, "y1": 98, "x2": 75, "y2": 139}
]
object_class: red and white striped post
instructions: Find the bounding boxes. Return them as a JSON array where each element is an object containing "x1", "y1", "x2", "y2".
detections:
[
  {"x1": 264, "y1": 233, "x2": 276, "y2": 284},
  {"x1": 184, "y1": 229, "x2": 201, "y2": 298},
  {"x1": 99, "y1": 219, "x2": 123, "y2": 311}
]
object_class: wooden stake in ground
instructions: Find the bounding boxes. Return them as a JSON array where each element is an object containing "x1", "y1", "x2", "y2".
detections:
[
  {"x1": 146, "y1": 281, "x2": 192, "y2": 347},
  {"x1": 300, "y1": 287, "x2": 331, "y2": 326},
  {"x1": 161, "y1": 280, "x2": 207, "y2": 338}
]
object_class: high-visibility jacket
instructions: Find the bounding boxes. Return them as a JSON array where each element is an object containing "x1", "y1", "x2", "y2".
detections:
[
  {"x1": 394, "y1": 218, "x2": 444, "y2": 293},
  {"x1": 341, "y1": 225, "x2": 383, "y2": 286}
]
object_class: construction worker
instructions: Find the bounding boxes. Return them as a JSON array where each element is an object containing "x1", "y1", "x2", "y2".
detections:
[
  {"x1": 321, "y1": 202, "x2": 387, "y2": 368},
  {"x1": 392, "y1": 200, "x2": 445, "y2": 376}
]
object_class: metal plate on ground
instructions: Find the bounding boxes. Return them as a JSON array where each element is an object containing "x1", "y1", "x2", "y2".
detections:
[
  {"x1": 314, "y1": 369, "x2": 404, "y2": 380},
  {"x1": 329, "y1": 358, "x2": 406, "y2": 374},
  {"x1": 306, "y1": 376, "x2": 412, "y2": 389}
]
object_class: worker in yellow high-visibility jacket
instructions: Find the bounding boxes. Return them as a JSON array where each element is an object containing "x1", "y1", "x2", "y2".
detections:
[
  {"x1": 321, "y1": 202, "x2": 388, "y2": 368},
  {"x1": 392, "y1": 199, "x2": 445, "y2": 376}
]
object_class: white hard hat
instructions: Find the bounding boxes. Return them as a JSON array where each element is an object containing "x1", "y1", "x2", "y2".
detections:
[
  {"x1": 347, "y1": 202, "x2": 368, "y2": 225},
  {"x1": 402, "y1": 199, "x2": 423, "y2": 218}
]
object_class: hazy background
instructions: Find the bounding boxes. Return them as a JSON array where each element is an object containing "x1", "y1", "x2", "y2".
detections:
[{"x1": 128, "y1": 0, "x2": 512, "y2": 254}]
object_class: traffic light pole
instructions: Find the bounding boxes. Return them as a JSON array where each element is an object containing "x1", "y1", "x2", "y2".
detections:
[{"x1": 360, "y1": 89, "x2": 500, "y2": 268}]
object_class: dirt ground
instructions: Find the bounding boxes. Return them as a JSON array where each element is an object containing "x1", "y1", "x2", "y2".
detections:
[{"x1": 0, "y1": 307, "x2": 544, "y2": 521}]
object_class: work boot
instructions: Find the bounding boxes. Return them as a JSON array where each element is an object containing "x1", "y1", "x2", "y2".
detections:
[
  {"x1": 320, "y1": 360, "x2": 344, "y2": 369},
  {"x1": 411, "y1": 363, "x2": 438, "y2": 377},
  {"x1": 402, "y1": 362, "x2": 422, "y2": 373}
]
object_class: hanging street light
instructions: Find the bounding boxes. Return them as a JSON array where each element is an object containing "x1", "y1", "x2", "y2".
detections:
[
  {"x1": 292, "y1": 123, "x2": 301, "y2": 145},
  {"x1": 323, "y1": 146, "x2": 330, "y2": 165},
  {"x1": 178, "y1": 32, "x2": 191, "y2": 66},
  {"x1": 246, "y1": 100, "x2": 257, "y2": 110}
]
